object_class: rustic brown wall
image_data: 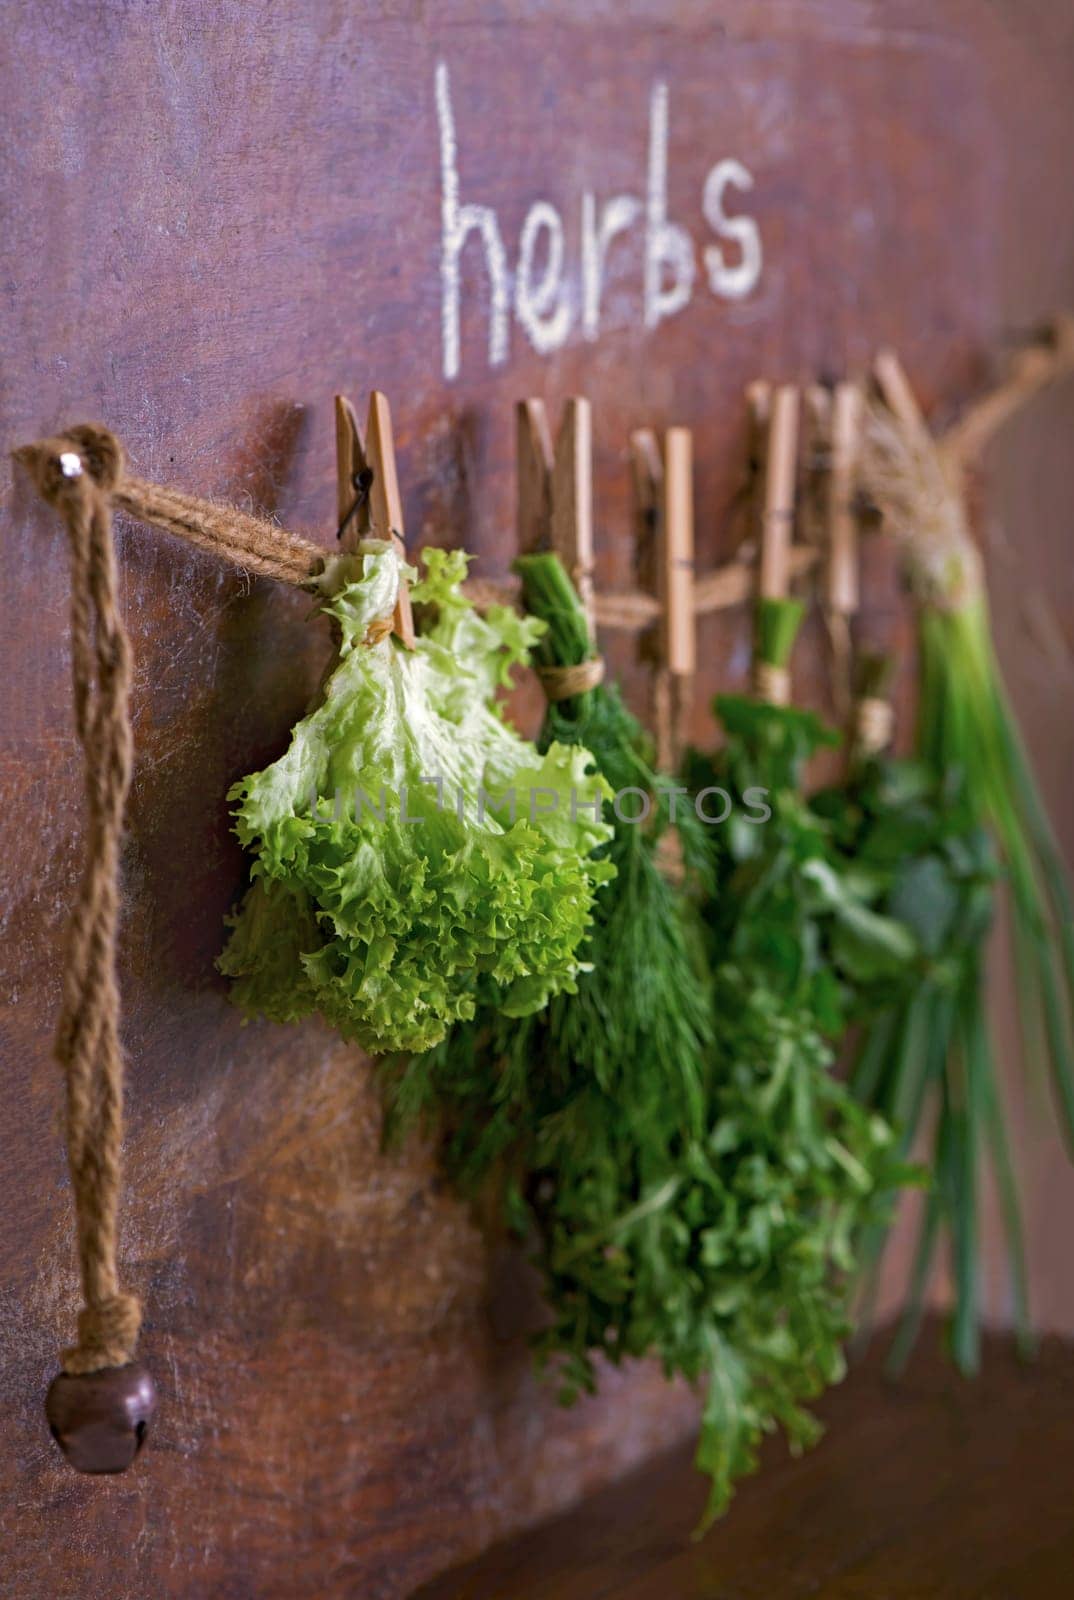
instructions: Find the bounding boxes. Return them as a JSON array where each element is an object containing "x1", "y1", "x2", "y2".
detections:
[{"x1": 1, "y1": 3, "x2": 1071, "y2": 1597}]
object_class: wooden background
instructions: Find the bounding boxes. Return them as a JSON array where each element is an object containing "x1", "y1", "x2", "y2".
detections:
[{"x1": 1, "y1": 3, "x2": 1072, "y2": 1596}]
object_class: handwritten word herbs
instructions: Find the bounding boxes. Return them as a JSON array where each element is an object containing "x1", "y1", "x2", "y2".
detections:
[{"x1": 436, "y1": 63, "x2": 764, "y2": 379}]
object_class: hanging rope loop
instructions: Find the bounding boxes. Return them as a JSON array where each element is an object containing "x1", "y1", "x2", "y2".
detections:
[
  {"x1": 16, "y1": 422, "x2": 124, "y2": 505},
  {"x1": 15, "y1": 424, "x2": 141, "y2": 1377}
]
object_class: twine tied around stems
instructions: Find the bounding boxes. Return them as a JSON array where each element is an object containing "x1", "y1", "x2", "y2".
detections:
[
  {"x1": 753, "y1": 660, "x2": 791, "y2": 706},
  {"x1": 535, "y1": 657, "x2": 606, "y2": 701},
  {"x1": 855, "y1": 695, "x2": 895, "y2": 755}
]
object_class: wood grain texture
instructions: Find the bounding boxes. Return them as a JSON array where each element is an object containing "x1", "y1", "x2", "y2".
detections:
[
  {"x1": 1, "y1": 2, "x2": 1072, "y2": 1597},
  {"x1": 413, "y1": 1321, "x2": 1074, "y2": 1600}
]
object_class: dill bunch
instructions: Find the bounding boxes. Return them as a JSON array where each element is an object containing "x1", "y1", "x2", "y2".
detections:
[{"x1": 386, "y1": 549, "x2": 713, "y2": 1200}]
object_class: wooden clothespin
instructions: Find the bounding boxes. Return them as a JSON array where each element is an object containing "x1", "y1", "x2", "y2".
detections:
[
  {"x1": 516, "y1": 396, "x2": 595, "y2": 636},
  {"x1": 691, "y1": 384, "x2": 821, "y2": 619},
  {"x1": 751, "y1": 384, "x2": 802, "y2": 706},
  {"x1": 802, "y1": 383, "x2": 833, "y2": 553},
  {"x1": 758, "y1": 384, "x2": 801, "y2": 602},
  {"x1": 745, "y1": 380, "x2": 773, "y2": 563},
  {"x1": 825, "y1": 383, "x2": 863, "y2": 618},
  {"x1": 516, "y1": 399, "x2": 553, "y2": 556},
  {"x1": 630, "y1": 426, "x2": 696, "y2": 770},
  {"x1": 629, "y1": 429, "x2": 662, "y2": 638},
  {"x1": 335, "y1": 391, "x2": 415, "y2": 648},
  {"x1": 810, "y1": 381, "x2": 862, "y2": 715}
]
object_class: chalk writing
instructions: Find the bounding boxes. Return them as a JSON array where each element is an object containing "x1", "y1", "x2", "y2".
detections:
[{"x1": 435, "y1": 61, "x2": 763, "y2": 380}]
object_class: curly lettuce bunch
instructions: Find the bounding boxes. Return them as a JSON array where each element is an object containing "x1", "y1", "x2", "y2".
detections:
[{"x1": 219, "y1": 543, "x2": 613, "y2": 1054}]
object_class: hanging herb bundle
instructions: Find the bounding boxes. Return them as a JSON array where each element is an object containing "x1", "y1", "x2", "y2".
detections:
[
  {"x1": 386, "y1": 548, "x2": 715, "y2": 1396},
  {"x1": 856, "y1": 382, "x2": 1074, "y2": 1368},
  {"x1": 812, "y1": 693, "x2": 1020, "y2": 1375},
  {"x1": 861, "y1": 389, "x2": 1074, "y2": 1151},
  {"x1": 676, "y1": 597, "x2": 916, "y2": 1514},
  {"x1": 389, "y1": 567, "x2": 906, "y2": 1527},
  {"x1": 686, "y1": 603, "x2": 918, "y2": 1019},
  {"x1": 219, "y1": 543, "x2": 614, "y2": 1054}
]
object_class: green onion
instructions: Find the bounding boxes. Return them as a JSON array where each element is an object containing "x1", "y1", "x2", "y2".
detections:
[{"x1": 851, "y1": 403, "x2": 1074, "y2": 1364}]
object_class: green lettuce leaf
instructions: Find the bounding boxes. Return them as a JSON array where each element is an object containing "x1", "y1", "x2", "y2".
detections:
[{"x1": 219, "y1": 543, "x2": 614, "y2": 1054}]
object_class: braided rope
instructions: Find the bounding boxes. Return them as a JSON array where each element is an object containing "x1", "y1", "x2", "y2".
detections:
[
  {"x1": 14, "y1": 425, "x2": 140, "y2": 1373},
  {"x1": 114, "y1": 476, "x2": 323, "y2": 586}
]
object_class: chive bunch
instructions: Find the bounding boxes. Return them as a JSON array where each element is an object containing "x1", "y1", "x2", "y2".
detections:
[{"x1": 855, "y1": 405, "x2": 1074, "y2": 1364}]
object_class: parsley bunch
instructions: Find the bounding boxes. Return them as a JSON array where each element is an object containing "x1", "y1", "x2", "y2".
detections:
[
  {"x1": 677, "y1": 599, "x2": 914, "y2": 1517},
  {"x1": 687, "y1": 602, "x2": 917, "y2": 1031}
]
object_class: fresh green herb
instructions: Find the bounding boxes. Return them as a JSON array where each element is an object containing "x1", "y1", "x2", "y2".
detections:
[
  {"x1": 687, "y1": 606, "x2": 917, "y2": 1030},
  {"x1": 676, "y1": 598, "x2": 913, "y2": 1517},
  {"x1": 756, "y1": 593, "x2": 806, "y2": 673},
  {"x1": 813, "y1": 749, "x2": 1023, "y2": 1373},
  {"x1": 390, "y1": 571, "x2": 905, "y2": 1528},
  {"x1": 858, "y1": 407, "x2": 1074, "y2": 1363},
  {"x1": 384, "y1": 544, "x2": 714, "y2": 1270},
  {"x1": 218, "y1": 543, "x2": 613, "y2": 1055}
]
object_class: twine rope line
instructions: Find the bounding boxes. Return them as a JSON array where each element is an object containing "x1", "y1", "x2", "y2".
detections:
[
  {"x1": 114, "y1": 477, "x2": 324, "y2": 586},
  {"x1": 16, "y1": 423, "x2": 327, "y2": 589},
  {"x1": 14, "y1": 425, "x2": 141, "y2": 1374}
]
